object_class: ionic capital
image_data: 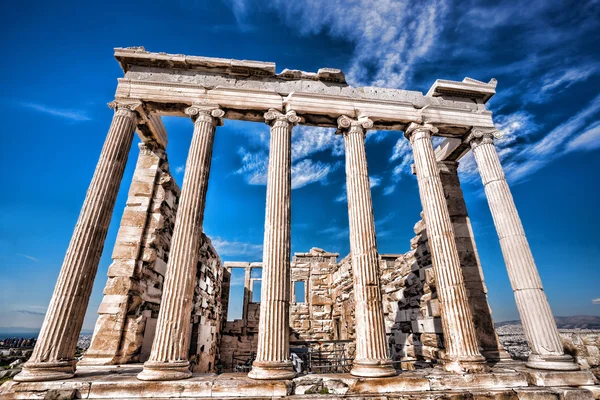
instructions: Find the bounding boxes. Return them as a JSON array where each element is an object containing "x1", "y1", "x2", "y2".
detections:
[
  {"x1": 185, "y1": 103, "x2": 225, "y2": 126},
  {"x1": 336, "y1": 114, "x2": 374, "y2": 136},
  {"x1": 108, "y1": 100, "x2": 143, "y2": 122},
  {"x1": 464, "y1": 127, "x2": 503, "y2": 149},
  {"x1": 264, "y1": 109, "x2": 301, "y2": 127},
  {"x1": 404, "y1": 122, "x2": 438, "y2": 143}
]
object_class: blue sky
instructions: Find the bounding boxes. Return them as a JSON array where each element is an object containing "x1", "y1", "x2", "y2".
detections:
[{"x1": 0, "y1": 0, "x2": 599, "y2": 331}]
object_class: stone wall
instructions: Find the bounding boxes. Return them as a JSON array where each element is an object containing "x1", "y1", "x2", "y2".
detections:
[
  {"x1": 82, "y1": 144, "x2": 223, "y2": 372},
  {"x1": 219, "y1": 262, "x2": 261, "y2": 371},
  {"x1": 329, "y1": 225, "x2": 444, "y2": 371},
  {"x1": 381, "y1": 220, "x2": 444, "y2": 370},
  {"x1": 290, "y1": 249, "x2": 338, "y2": 343}
]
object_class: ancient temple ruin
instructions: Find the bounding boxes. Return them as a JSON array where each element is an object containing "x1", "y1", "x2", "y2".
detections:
[{"x1": 2, "y1": 47, "x2": 599, "y2": 399}]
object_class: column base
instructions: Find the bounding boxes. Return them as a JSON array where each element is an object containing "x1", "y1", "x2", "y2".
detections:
[
  {"x1": 137, "y1": 361, "x2": 192, "y2": 381},
  {"x1": 350, "y1": 359, "x2": 397, "y2": 378},
  {"x1": 13, "y1": 360, "x2": 76, "y2": 382},
  {"x1": 77, "y1": 355, "x2": 116, "y2": 366},
  {"x1": 443, "y1": 355, "x2": 489, "y2": 373},
  {"x1": 481, "y1": 347, "x2": 513, "y2": 362},
  {"x1": 248, "y1": 360, "x2": 296, "y2": 380},
  {"x1": 526, "y1": 354, "x2": 580, "y2": 371}
]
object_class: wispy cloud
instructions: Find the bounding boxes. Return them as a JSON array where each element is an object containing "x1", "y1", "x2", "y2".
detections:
[
  {"x1": 17, "y1": 254, "x2": 38, "y2": 262},
  {"x1": 291, "y1": 159, "x2": 340, "y2": 189},
  {"x1": 593, "y1": 298, "x2": 600, "y2": 305},
  {"x1": 540, "y1": 65, "x2": 598, "y2": 94},
  {"x1": 175, "y1": 165, "x2": 185, "y2": 174},
  {"x1": 16, "y1": 310, "x2": 45, "y2": 316},
  {"x1": 21, "y1": 102, "x2": 91, "y2": 122},
  {"x1": 235, "y1": 147, "x2": 341, "y2": 189},
  {"x1": 223, "y1": 0, "x2": 599, "y2": 193},
  {"x1": 320, "y1": 225, "x2": 349, "y2": 240},
  {"x1": 292, "y1": 126, "x2": 343, "y2": 160},
  {"x1": 566, "y1": 122, "x2": 600, "y2": 153},
  {"x1": 457, "y1": 94, "x2": 600, "y2": 185},
  {"x1": 369, "y1": 176, "x2": 382, "y2": 188},
  {"x1": 235, "y1": 147, "x2": 269, "y2": 185},
  {"x1": 389, "y1": 138, "x2": 413, "y2": 182},
  {"x1": 228, "y1": 0, "x2": 449, "y2": 88},
  {"x1": 211, "y1": 237, "x2": 263, "y2": 260},
  {"x1": 335, "y1": 192, "x2": 347, "y2": 203}
]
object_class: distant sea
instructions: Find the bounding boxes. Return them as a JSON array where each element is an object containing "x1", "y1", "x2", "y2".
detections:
[
  {"x1": 0, "y1": 332, "x2": 39, "y2": 340},
  {"x1": 0, "y1": 330, "x2": 93, "y2": 340}
]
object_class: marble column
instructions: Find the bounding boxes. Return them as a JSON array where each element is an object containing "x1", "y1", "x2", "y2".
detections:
[
  {"x1": 138, "y1": 104, "x2": 223, "y2": 381},
  {"x1": 405, "y1": 123, "x2": 486, "y2": 373},
  {"x1": 466, "y1": 128, "x2": 579, "y2": 371},
  {"x1": 249, "y1": 109, "x2": 299, "y2": 380},
  {"x1": 438, "y1": 160, "x2": 510, "y2": 362},
  {"x1": 15, "y1": 100, "x2": 140, "y2": 382},
  {"x1": 337, "y1": 115, "x2": 396, "y2": 378}
]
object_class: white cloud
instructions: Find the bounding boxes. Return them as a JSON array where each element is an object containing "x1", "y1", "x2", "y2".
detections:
[
  {"x1": 495, "y1": 111, "x2": 539, "y2": 145},
  {"x1": 593, "y1": 298, "x2": 600, "y2": 305},
  {"x1": 457, "y1": 95, "x2": 600, "y2": 185},
  {"x1": 390, "y1": 138, "x2": 414, "y2": 181},
  {"x1": 229, "y1": 0, "x2": 449, "y2": 88},
  {"x1": 292, "y1": 126, "x2": 343, "y2": 160},
  {"x1": 21, "y1": 102, "x2": 91, "y2": 122},
  {"x1": 235, "y1": 147, "x2": 340, "y2": 189},
  {"x1": 540, "y1": 65, "x2": 598, "y2": 94},
  {"x1": 291, "y1": 159, "x2": 340, "y2": 189},
  {"x1": 369, "y1": 176, "x2": 382, "y2": 188},
  {"x1": 235, "y1": 147, "x2": 269, "y2": 185},
  {"x1": 383, "y1": 185, "x2": 396, "y2": 195},
  {"x1": 524, "y1": 94, "x2": 600, "y2": 159},
  {"x1": 210, "y1": 237, "x2": 263, "y2": 260},
  {"x1": 175, "y1": 165, "x2": 185, "y2": 174},
  {"x1": 566, "y1": 122, "x2": 600, "y2": 153}
]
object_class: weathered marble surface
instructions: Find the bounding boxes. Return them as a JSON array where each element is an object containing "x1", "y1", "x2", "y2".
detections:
[
  {"x1": 467, "y1": 129, "x2": 579, "y2": 372},
  {"x1": 406, "y1": 123, "x2": 486, "y2": 373},
  {"x1": 338, "y1": 115, "x2": 395, "y2": 378},
  {"x1": 249, "y1": 110, "x2": 298, "y2": 380},
  {"x1": 138, "y1": 105, "x2": 223, "y2": 381},
  {"x1": 112, "y1": 47, "x2": 496, "y2": 136}
]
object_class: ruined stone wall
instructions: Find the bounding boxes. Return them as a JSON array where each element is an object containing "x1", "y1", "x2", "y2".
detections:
[
  {"x1": 381, "y1": 220, "x2": 444, "y2": 370},
  {"x1": 219, "y1": 262, "x2": 260, "y2": 371},
  {"x1": 289, "y1": 249, "x2": 338, "y2": 343},
  {"x1": 219, "y1": 249, "x2": 341, "y2": 371},
  {"x1": 329, "y1": 231, "x2": 443, "y2": 371},
  {"x1": 217, "y1": 240, "x2": 446, "y2": 372},
  {"x1": 83, "y1": 144, "x2": 223, "y2": 372}
]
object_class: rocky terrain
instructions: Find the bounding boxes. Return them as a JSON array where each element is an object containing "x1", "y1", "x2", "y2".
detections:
[{"x1": 496, "y1": 321, "x2": 600, "y2": 378}]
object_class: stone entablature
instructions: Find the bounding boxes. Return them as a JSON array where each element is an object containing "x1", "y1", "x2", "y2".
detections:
[{"x1": 113, "y1": 47, "x2": 495, "y2": 135}]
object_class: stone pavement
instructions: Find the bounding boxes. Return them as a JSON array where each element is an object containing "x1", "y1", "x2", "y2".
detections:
[{"x1": 2, "y1": 362, "x2": 598, "y2": 399}]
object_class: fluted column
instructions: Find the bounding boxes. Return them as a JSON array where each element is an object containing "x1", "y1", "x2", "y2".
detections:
[
  {"x1": 138, "y1": 103, "x2": 223, "y2": 381},
  {"x1": 338, "y1": 115, "x2": 396, "y2": 378},
  {"x1": 15, "y1": 100, "x2": 140, "y2": 382},
  {"x1": 406, "y1": 123, "x2": 486, "y2": 373},
  {"x1": 466, "y1": 128, "x2": 578, "y2": 371},
  {"x1": 438, "y1": 160, "x2": 510, "y2": 362},
  {"x1": 249, "y1": 109, "x2": 299, "y2": 380}
]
